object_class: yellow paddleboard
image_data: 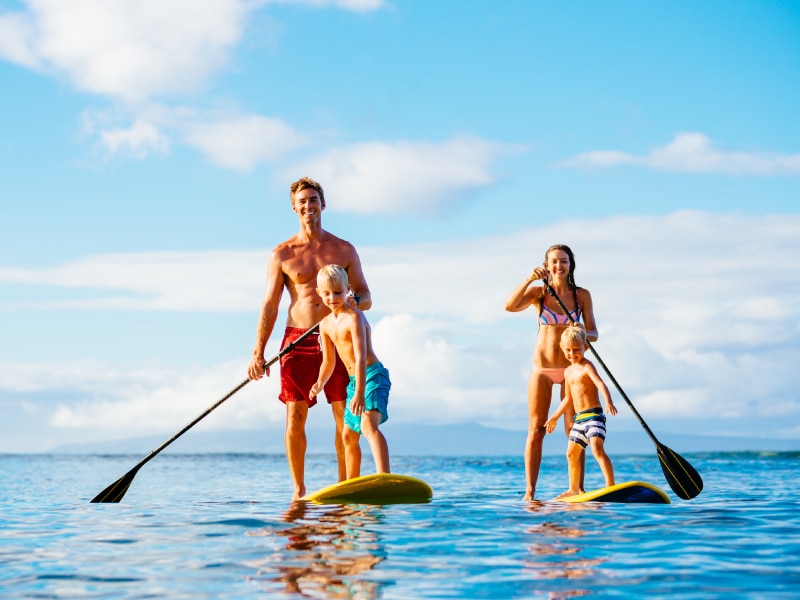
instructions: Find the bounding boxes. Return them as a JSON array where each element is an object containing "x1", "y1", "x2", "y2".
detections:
[
  {"x1": 555, "y1": 480, "x2": 671, "y2": 504},
  {"x1": 302, "y1": 473, "x2": 433, "y2": 505}
]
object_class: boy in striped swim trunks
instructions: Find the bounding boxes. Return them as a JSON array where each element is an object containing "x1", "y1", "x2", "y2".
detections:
[{"x1": 545, "y1": 325, "x2": 617, "y2": 499}]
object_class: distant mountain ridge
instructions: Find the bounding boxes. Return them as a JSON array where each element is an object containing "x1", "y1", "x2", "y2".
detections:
[{"x1": 46, "y1": 423, "x2": 800, "y2": 455}]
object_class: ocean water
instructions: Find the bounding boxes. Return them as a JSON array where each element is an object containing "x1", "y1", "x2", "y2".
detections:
[{"x1": 1, "y1": 451, "x2": 798, "y2": 599}]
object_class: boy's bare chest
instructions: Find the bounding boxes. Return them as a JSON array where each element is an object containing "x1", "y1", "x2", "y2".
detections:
[
  {"x1": 565, "y1": 368, "x2": 592, "y2": 389},
  {"x1": 328, "y1": 321, "x2": 353, "y2": 346}
]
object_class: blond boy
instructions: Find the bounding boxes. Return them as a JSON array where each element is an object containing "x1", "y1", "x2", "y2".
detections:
[
  {"x1": 545, "y1": 325, "x2": 617, "y2": 499},
  {"x1": 310, "y1": 265, "x2": 391, "y2": 479}
]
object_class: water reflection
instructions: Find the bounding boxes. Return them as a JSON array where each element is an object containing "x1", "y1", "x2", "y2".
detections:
[
  {"x1": 522, "y1": 502, "x2": 605, "y2": 597},
  {"x1": 246, "y1": 501, "x2": 386, "y2": 598}
]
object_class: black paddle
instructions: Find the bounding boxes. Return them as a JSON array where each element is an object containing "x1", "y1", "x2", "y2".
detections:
[
  {"x1": 90, "y1": 324, "x2": 320, "y2": 503},
  {"x1": 543, "y1": 282, "x2": 703, "y2": 500}
]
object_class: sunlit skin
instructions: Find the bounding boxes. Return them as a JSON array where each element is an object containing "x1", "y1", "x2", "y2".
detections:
[
  {"x1": 310, "y1": 277, "x2": 389, "y2": 480},
  {"x1": 247, "y1": 183, "x2": 372, "y2": 501},
  {"x1": 505, "y1": 247, "x2": 598, "y2": 501},
  {"x1": 545, "y1": 333, "x2": 617, "y2": 499}
]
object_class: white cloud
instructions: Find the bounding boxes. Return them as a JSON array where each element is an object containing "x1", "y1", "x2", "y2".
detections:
[
  {"x1": 560, "y1": 132, "x2": 800, "y2": 176},
  {"x1": 46, "y1": 359, "x2": 286, "y2": 433},
  {"x1": 372, "y1": 314, "x2": 518, "y2": 426},
  {"x1": 2, "y1": 211, "x2": 800, "y2": 448},
  {"x1": 183, "y1": 115, "x2": 309, "y2": 171},
  {"x1": 100, "y1": 119, "x2": 170, "y2": 157},
  {"x1": 0, "y1": 0, "x2": 388, "y2": 103},
  {"x1": 79, "y1": 106, "x2": 311, "y2": 168},
  {"x1": 0, "y1": 357, "x2": 285, "y2": 436},
  {"x1": 0, "y1": 12, "x2": 39, "y2": 67},
  {"x1": 0, "y1": 1, "x2": 389, "y2": 170},
  {"x1": 0, "y1": 250, "x2": 268, "y2": 311},
  {"x1": 0, "y1": 0, "x2": 249, "y2": 103},
  {"x1": 281, "y1": 136, "x2": 524, "y2": 215}
]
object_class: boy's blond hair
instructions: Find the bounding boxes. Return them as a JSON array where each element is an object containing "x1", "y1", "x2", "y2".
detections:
[
  {"x1": 560, "y1": 324, "x2": 587, "y2": 348},
  {"x1": 317, "y1": 264, "x2": 349, "y2": 289}
]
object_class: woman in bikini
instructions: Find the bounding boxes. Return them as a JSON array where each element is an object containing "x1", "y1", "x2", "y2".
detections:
[{"x1": 504, "y1": 244, "x2": 598, "y2": 501}]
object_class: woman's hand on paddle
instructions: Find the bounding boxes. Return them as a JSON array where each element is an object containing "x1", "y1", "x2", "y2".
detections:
[{"x1": 530, "y1": 266, "x2": 547, "y2": 282}]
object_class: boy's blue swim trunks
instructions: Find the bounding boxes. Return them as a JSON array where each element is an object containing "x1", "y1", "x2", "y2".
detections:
[{"x1": 344, "y1": 362, "x2": 391, "y2": 434}]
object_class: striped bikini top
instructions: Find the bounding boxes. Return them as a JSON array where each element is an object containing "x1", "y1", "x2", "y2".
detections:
[{"x1": 538, "y1": 289, "x2": 581, "y2": 326}]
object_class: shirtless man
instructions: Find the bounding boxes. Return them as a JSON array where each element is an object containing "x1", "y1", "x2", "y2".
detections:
[{"x1": 247, "y1": 177, "x2": 372, "y2": 500}]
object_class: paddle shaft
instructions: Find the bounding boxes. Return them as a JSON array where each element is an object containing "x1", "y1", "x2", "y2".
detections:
[{"x1": 90, "y1": 323, "x2": 320, "y2": 503}]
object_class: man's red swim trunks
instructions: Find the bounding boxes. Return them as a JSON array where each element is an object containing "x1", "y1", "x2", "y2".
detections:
[{"x1": 278, "y1": 326, "x2": 349, "y2": 407}]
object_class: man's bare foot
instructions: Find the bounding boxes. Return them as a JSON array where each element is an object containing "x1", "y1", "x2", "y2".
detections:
[
  {"x1": 554, "y1": 489, "x2": 581, "y2": 500},
  {"x1": 291, "y1": 486, "x2": 306, "y2": 501},
  {"x1": 522, "y1": 490, "x2": 535, "y2": 501}
]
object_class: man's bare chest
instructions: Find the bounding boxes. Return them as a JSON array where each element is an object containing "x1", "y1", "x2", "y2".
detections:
[{"x1": 284, "y1": 248, "x2": 347, "y2": 285}]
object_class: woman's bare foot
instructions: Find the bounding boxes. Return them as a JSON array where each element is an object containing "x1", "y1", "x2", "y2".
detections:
[{"x1": 554, "y1": 489, "x2": 581, "y2": 500}]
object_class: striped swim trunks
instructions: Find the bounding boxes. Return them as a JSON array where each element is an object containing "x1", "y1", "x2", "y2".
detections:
[{"x1": 568, "y1": 407, "x2": 607, "y2": 448}]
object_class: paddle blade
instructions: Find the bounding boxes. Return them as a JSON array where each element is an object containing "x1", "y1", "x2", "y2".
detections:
[
  {"x1": 656, "y1": 444, "x2": 703, "y2": 500},
  {"x1": 90, "y1": 469, "x2": 138, "y2": 503}
]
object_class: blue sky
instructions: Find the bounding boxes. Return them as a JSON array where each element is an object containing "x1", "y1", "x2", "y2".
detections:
[{"x1": 1, "y1": 0, "x2": 799, "y2": 453}]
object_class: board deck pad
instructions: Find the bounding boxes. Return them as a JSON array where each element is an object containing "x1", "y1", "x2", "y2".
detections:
[
  {"x1": 555, "y1": 480, "x2": 671, "y2": 504},
  {"x1": 302, "y1": 473, "x2": 433, "y2": 505}
]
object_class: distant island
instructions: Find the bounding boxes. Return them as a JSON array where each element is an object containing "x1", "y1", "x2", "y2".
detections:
[{"x1": 46, "y1": 422, "x2": 800, "y2": 456}]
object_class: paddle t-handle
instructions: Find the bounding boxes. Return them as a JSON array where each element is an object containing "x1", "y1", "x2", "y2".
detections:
[{"x1": 90, "y1": 323, "x2": 321, "y2": 503}]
